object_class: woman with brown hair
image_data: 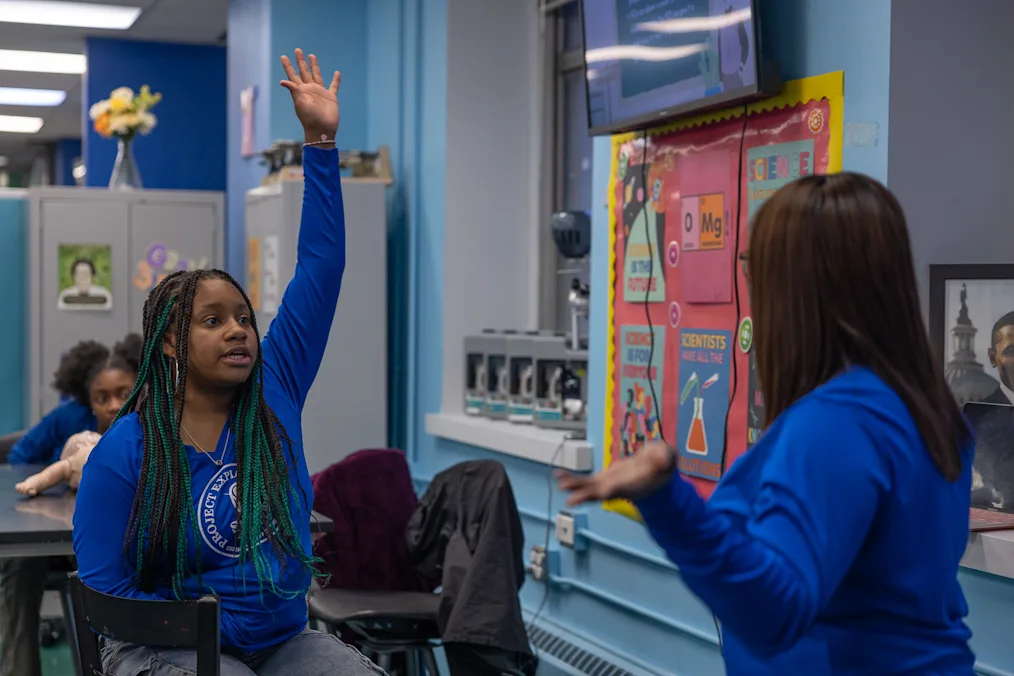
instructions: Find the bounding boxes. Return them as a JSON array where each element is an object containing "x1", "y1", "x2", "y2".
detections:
[{"x1": 559, "y1": 173, "x2": 975, "y2": 674}]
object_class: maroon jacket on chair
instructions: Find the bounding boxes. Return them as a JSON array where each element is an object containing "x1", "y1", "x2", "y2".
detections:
[{"x1": 311, "y1": 448, "x2": 431, "y2": 592}]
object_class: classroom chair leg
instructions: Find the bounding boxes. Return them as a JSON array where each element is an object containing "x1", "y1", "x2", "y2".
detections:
[{"x1": 422, "y1": 648, "x2": 440, "y2": 676}]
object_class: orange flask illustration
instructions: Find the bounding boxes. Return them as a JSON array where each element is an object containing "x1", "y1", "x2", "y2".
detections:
[{"x1": 685, "y1": 396, "x2": 709, "y2": 456}]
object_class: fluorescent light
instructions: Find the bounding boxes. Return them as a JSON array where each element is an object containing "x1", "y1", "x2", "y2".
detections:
[
  {"x1": 0, "y1": 114, "x2": 43, "y2": 133},
  {"x1": 0, "y1": 87, "x2": 66, "y2": 106},
  {"x1": 636, "y1": 8, "x2": 752, "y2": 34},
  {"x1": 0, "y1": 0, "x2": 140, "y2": 29},
  {"x1": 0, "y1": 49, "x2": 86, "y2": 74},
  {"x1": 584, "y1": 44, "x2": 707, "y2": 64}
]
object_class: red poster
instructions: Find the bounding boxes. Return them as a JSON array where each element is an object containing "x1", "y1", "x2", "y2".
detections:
[{"x1": 604, "y1": 73, "x2": 843, "y2": 519}]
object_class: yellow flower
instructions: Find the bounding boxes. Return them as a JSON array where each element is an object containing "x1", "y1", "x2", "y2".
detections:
[
  {"x1": 109, "y1": 112, "x2": 142, "y2": 136},
  {"x1": 109, "y1": 97, "x2": 130, "y2": 113}
]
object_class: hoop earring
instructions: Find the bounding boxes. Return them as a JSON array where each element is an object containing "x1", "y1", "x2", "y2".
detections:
[{"x1": 171, "y1": 357, "x2": 180, "y2": 395}]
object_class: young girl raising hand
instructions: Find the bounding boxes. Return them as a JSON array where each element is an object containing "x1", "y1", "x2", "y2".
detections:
[{"x1": 74, "y1": 50, "x2": 384, "y2": 676}]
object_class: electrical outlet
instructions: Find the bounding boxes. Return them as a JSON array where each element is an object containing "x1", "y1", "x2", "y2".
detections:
[
  {"x1": 555, "y1": 511, "x2": 588, "y2": 551},
  {"x1": 529, "y1": 545, "x2": 547, "y2": 582},
  {"x1": 555, "y1": 512, "x2": 576, "y2": 547}
]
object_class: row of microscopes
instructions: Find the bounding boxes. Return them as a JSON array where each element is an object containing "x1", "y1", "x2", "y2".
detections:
[{"x1": 463, "y1": 210, "x2": 592, "y2": 434}]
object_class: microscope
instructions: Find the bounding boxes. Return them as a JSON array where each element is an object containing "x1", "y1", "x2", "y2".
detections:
[
  {"x1": 553, "y1": 211, "x2": 591, "y2": 351},
  {"x1": 532, "y1": 211, "x2": 591, "y2": 433}
]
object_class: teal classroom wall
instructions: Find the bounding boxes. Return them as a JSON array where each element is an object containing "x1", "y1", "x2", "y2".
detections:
[{"x1": 0, "y1": 194, "x2": 26, "y2": 434}]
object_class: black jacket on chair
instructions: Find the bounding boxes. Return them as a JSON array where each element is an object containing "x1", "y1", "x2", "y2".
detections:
[{"x1": 405, "y1": 460, "x2": 536, "y2": 676}]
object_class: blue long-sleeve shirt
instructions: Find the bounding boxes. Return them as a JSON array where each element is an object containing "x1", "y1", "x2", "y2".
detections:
[
  {"x1": 9, "y1": 399, "x2": 96, "y2": 465},
  {"x1": 636, "y1": 367, "x2": 975, "y2": 675},
  {"x1": 72, "y1": 147, "x2": 346, "y2": 652}
]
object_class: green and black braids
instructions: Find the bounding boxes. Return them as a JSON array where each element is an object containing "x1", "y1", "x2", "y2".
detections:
[{"x1": 118, "y1": 268, "x2": 323, "y2": 600}]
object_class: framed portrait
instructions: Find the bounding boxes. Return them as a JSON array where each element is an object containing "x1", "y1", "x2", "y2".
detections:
[
  {"x1": 56, "y1": 243, "x2": 113, "y2": 311},
  {"x1": 930, "y1": 264, "x2": 1014, "y2": 517},
  {"x1": 930, "y1": 264, "x2": 1014, "y2": 407}
]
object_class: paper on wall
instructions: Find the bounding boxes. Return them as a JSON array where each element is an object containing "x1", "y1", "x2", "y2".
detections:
[{"x1": 262, "y1": 235, "x2": 280, "y2": 314}]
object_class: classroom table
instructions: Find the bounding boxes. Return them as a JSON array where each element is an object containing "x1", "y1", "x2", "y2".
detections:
[{"x1": 0, "y1": 464, "x2": 333, "y2": 559}]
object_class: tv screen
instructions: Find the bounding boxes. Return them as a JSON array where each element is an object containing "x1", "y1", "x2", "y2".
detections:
[{"x1": 581, "y1": 0, "x2": 773, "y2": 136}]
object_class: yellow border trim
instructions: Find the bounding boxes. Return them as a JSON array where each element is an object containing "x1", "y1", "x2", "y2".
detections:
[{"x1": 602, "y1": 72, "x2": 843, "y2": 521}]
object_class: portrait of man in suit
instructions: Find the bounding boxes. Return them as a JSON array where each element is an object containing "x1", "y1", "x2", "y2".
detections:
[
  {"x1": 986, "y1": 311, "x2": 1014, "y2": 406},
  {"x1": 965, "y1": 311, "x2": 1014, "y2": 512},
  {"x1": 935, "y1": 273, "x2": 1014, "y2": 517}
]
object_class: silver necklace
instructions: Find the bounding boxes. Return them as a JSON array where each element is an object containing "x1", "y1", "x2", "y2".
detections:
[{"x1": 181, "y1": 424, "x2": 230, "y2": 467}]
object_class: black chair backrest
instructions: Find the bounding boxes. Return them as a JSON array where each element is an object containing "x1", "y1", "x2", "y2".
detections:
[
  {"x1": 68, "y1": 572, "x2": 221, "y2": 676},
  {"x1": 0, "y1": 430, "x2": 25, "y2": 465}
]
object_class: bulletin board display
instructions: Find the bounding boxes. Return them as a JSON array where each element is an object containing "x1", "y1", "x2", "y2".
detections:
[{"x1": 603, "y1": 72, "x2": 844, "y2": 520}]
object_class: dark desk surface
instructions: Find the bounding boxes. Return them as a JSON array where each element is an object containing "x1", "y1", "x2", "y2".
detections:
[
  {"x1": 0, "y1": 465, "x2": 75, "y2": 550},
  {"x1": 0, "y1": 464, "x2": 332, "y2": 558}
]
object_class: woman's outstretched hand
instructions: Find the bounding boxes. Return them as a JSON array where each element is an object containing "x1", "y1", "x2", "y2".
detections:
[
  {"x1": 556, "y1": 441, "x2": 677, "y2": 507},
  {"x1": 279, "y1": 48, "x2": 340, "y2": 144}
]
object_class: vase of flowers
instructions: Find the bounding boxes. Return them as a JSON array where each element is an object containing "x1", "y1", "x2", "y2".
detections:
[{"x1": 89, "y1": 85, "x2": 162, "y2": 190}]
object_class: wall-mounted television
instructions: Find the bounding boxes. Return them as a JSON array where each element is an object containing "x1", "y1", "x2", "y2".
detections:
[{"x1": 581, "y1": 0, "x2": 780, "y2": 136}]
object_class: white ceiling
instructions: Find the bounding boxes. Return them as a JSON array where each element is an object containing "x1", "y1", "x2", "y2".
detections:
[{"x1": 0, "y1": 0, "x2": 227, "y2": 172}]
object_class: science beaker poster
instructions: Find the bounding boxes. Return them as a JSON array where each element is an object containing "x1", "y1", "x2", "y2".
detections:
[
  {"x1": 675, "y1": 329, "x2": 732, "y2": 480},
  {"x1": 618, "y1": 325, "x2": 666, "y2": 458}
]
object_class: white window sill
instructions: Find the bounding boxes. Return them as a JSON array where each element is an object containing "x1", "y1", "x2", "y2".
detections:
[
  {"x1": 424, "y1": 413, "x2": 594, "y2": 472},
  {"x1": 963, "y1": 529, "x2": 1014, "y2": 580}
]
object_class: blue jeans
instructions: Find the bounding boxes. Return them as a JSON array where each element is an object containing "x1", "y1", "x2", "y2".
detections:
[{"x1": 100, "y1": 628, "x2": 387, "y2": 675}]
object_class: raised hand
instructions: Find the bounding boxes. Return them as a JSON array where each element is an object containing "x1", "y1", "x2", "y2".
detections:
[
  {"x1": 279, "y1": 48, "x2": 341, "y2": 144},
  {"x1": 556, "y1": 441, "x2": 676, "y2": 507}
]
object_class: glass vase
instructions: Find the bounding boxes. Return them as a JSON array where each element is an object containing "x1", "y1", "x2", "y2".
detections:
[{"x1": 109, "y1": 135, "x2": 142, "y2": 190}]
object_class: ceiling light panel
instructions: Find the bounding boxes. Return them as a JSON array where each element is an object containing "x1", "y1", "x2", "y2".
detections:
[
  {"x1": 0, "y1": 49, "x2": 86, "y2": 74},
  {"x1": 0, "y1": 115, "x2": 44, "y2": 133},
  {"x1": 0, "y1": 87, "x2": 66, "y2": 106},
  {"x1": 0, "y1": 1, "x2": 141, "y2": 30}
]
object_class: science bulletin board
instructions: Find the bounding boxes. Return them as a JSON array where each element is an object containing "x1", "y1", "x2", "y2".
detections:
[{"x1": 603, "y1": 72, "x2": 843, "y2": 520}]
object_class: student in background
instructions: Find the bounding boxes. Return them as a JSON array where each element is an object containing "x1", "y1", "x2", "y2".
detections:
[
  {"x1": 9, "y1": 342, "x2": 102, "y2": 465},
  {"x1": 1, "y1": 334, "x2": 141, "y2": 676},
  {"x1": 558, "y1": 173, "x2": 975, "y2": 675}
]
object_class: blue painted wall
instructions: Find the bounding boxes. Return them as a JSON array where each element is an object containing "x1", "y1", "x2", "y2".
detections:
[
  {"x1": 366, "y1": 0, "x2": 411, "y2": 449},
  {"x1": 268, "y1": 0, "x2": 368, "y2": 152},
  {"x1": 226, "y1": 0, "x2": 273, "y2": 279},
  {"x1": 83, "y1": 38, "x2": 226, "y2": 191},
  {"x1": 362, "y1": 0, "x2": 443, "y2": 459},
  {"x1": 224, "y1": 0, "x2": 369, "y2": 281},
  {"x1": 0, "y1": 195, "x2": 25, "y2": 433},
  {"x1": 760, "y1": 0, "x2": 890, "y2": 182},
  {"x1": 52, "y1": 138, "x2": 81, "y2": 186}
]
